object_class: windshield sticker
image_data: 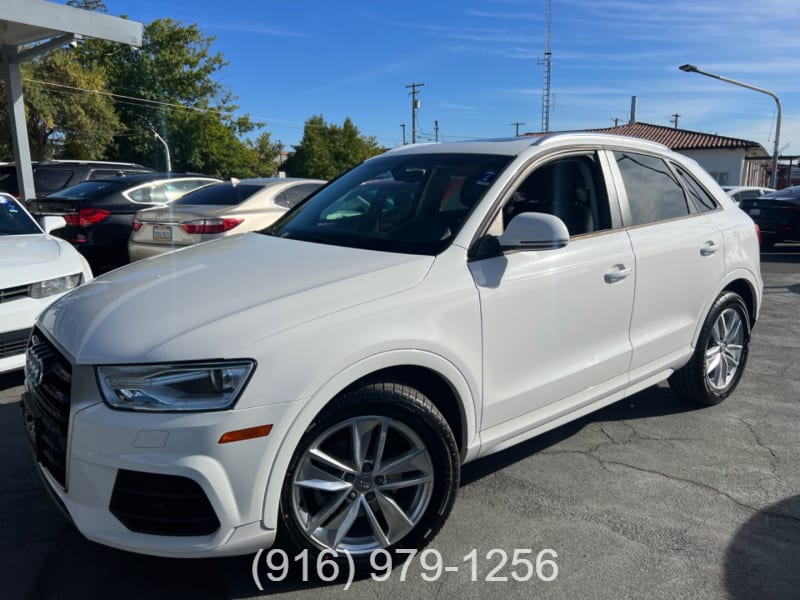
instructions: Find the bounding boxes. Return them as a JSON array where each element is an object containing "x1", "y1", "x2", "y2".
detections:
[{"x1": 477, "y1": 170, "x2": 496, "y2": 185}]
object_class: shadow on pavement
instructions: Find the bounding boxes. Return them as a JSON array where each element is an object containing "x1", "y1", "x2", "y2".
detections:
[
  {"x1": 461, "y1": 384, "x2": 699, "y2": 486},
  {"x1": 760, "y1": 242, "x2": 800, "y2": 264},
  {"x1": 0, "y1": 369, "x2": 24, "y2": 390},
  {"x1": 724, "y1": 494, "x2": 800, "y2": 600}
]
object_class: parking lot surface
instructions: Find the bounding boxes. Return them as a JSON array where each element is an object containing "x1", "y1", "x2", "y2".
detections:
[{"x1": 1, "y1": 244, "x2": 798, "y2": 600}]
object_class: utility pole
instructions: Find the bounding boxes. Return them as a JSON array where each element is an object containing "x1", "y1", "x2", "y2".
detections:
[
  {"x1": 400, "y1": 124, "x2": 406, "y2": 145},
  {"x1": 671, "y1": 113, "x2": 681, "y2": 128},
  {"x1": 405, "y1": 82, "x2": 425, "y2": 144},
  {"x1": 537, "y1": 0, "x2": 553, "y2": 132},
  {"x1": 510, "y1": 121, "x2": 526, "y2": 137},
  {"x1": 612, "y1": 117, "x2": 620, "y2": 126},
  {"x1": 434, "y1": 120, "x2": 439, "y2": 142}
]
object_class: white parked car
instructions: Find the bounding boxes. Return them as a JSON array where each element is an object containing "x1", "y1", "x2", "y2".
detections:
[
  {"x1": 0, "y1": 193, "x2": 92, "y2": 373},
  {"x1": 128, "y1": 178, "x2": 325, "y2": 261},
  {"x1": 721, "y1": 185, "x2": 775, "y2": 205},
  {"x1": 23, "y1": 134, "x2": 761, "y2": 562}
]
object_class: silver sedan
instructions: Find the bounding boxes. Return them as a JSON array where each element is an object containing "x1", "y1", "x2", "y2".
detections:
[{"x1": 128, "y1": 177, "x2": 325, "y2": 261}]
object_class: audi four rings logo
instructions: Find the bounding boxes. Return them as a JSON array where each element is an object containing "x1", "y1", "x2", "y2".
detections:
[{"x1": 26, "y1": 351, "x2": 44, "y2": 387}]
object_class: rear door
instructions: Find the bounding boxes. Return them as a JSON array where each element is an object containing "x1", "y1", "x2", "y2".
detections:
[{"x1": 608, "y1": 150, "x2": 725, "y2": 380}]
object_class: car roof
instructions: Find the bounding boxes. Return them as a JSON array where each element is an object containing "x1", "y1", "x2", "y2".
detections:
[
  {"x1": 381, "y1": 132, "x2": 672, "y2": 159},
  {"x1": 226, "y1": 177, "x2": 326, "y2": 186},
  {"x1": 86, "y1": 173, "x2": 219, "y2": 184},
  {"x1": 34, "y1": 160, "x2": 152, "y2": 168}
]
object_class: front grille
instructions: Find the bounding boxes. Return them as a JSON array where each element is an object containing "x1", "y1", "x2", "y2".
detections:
[
  {"x1": 25, "y1": 329, "x2": 72, "y2": 488},
  {"x1": 0, "y1": 328, "x2": 31, "y2": 359},
  {"x1": 110, "y1": 469, "x2": 220, "y2": 536},
  {"x1": 0, "y1": 284, "x2": 28, "y2": 303}
]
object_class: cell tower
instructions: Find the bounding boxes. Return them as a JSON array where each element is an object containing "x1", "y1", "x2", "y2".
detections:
[{"x1": 537, "y1": 0, "x2": 553, "y2": 133}]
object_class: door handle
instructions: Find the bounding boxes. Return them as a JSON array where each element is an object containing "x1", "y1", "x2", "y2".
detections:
[
  {"x1": 604, "y1": 264, "x2": 632, "y2": 283},
  {"x1": 700, "y1": 241, "x2": 720, "y2": 256}
]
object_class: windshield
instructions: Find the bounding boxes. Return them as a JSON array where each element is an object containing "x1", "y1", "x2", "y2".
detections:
[
  {"x1": 0, "y1": 194, "x2": 41, "y2": 235},
  {"x1": 264, "y1": 153, "x2": 511, "y2": 255}
]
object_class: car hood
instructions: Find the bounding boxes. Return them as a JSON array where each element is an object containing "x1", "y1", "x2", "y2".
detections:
[
  {"x1": 40, "y1": 233, "x2": 434, "y2": 364},
  {"x1": 0, "y1": 234, "x2": 61, "y2": 267}
]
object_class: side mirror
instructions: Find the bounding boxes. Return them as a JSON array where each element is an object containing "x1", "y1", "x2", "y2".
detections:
[
  {"x1": 41, "y1": 215, "x2": 66, "y2": 234},
  {"x1": 497, "y1": 212, "x2": 569, "y2": 250}
]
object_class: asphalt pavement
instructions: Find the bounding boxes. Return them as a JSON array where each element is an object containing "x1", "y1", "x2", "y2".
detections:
[{"x1": 1, "y1": 244, "x2": 798, "y2": 600}]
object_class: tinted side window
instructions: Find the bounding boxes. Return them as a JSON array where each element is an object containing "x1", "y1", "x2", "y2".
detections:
[
  {"x1": 89, "y1": 169, "x2": 124, "y2": 179},
  {"x1": 33, "y1": 168, "x2": 74, "y2": 193},
  {"x1": 503, "y1": 153, "x2": 611, "y2": 236},
  {"x1": 672, "y1": 163, "x2": 718, "y2": 213},
  {"x1": 275, "y1": 183, "x2": 323, "y2": 209},
  {"x1": 614, "y1": 151, "x2": 689, "y2": 225}
]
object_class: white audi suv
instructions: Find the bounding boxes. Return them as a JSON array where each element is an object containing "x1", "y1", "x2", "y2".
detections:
[{"x1": 22, "y1": 134, "x2": 762, "y2": 562}]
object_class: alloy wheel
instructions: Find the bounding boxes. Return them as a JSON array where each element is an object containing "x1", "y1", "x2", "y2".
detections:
[
  {"x1": 291, "y1": 416, "x2": 434, "y2": 554},
  {"x1": 704, "y1": 307, "x2": 745, "y2": 391}
]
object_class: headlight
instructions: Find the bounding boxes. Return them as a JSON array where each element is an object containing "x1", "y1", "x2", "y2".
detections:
[
  {"x1": 29, "y1": 273, "x2": 83, "y2": 299},
  {"x1": 96, "y1": 361, "x2": 255, "y2": 412}
]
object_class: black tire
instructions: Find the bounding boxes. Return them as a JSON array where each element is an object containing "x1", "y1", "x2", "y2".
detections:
[
  {"x1": 669, "y1": 291, "x2": 751, "y2": 406},
  {"x1": 278, "y1": 381, "x2": 460, "y2": 565}
]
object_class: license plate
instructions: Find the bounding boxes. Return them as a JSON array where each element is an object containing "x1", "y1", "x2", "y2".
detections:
[
  {"x1": 749, "y1": 208, "x2": 761, "y2": 216},
  {"x1": 153, "y1": 225, "x2": 172, "y2": 241}
]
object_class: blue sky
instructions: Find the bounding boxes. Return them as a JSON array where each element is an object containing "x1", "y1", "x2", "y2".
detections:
[{"x1": 95, "y1": 0, "x2": 798, "y2": 155}]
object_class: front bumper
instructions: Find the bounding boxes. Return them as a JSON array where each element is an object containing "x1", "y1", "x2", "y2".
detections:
[
  {"x1": 22, "y1": 368, "x2": 298, "y2": 558},
  {"x1": 1, "y1": 294, "x2": 72, "y2": 374}
]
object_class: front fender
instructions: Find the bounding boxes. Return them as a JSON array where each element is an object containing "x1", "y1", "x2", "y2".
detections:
[{"x1": 259, "y1": 348, "x2": 479, "y2": 530}]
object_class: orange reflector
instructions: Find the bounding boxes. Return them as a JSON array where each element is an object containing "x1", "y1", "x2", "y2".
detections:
[{"x1": 218, "y1": 424, "x2": 273, "y2": 444}]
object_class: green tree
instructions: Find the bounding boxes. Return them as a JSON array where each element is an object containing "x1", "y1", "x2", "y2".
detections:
[
  {"x1": 0, "y1": 48, "x2": 122, "y2": 161},
  {"x1": 73, "y1": 6, "x2": 266, "y2": 176},
  {"x1": 282, "y1": 115, "x2": 385, "y2": 180}
]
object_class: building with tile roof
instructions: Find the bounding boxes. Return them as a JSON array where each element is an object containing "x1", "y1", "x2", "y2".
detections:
[
  {"x1": 588, "y1": 122, "x2": 770, "y2": 187},
  {"x1": 525, "y1": 117, "x2": 771, "y2": 187}
]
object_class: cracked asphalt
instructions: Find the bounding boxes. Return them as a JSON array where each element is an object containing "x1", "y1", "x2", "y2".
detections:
[{"x1": 2, "y1": 244, "x2": 798, "y2": 600}]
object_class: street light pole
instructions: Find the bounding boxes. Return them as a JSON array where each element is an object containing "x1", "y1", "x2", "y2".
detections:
[
  {"x1": 149, "y1": 125, "x2": 172, "y2": 173},
  {"x1": 679, "y1": 64, "x2": 782, "y2": 188}
]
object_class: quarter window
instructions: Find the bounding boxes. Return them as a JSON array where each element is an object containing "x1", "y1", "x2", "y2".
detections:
[
  {"x1": 614, "y1": 151, "x2": 689, "y2": 226},
  {"x1": 672, "y1": 164, "x2": 718, "y2": 213}
]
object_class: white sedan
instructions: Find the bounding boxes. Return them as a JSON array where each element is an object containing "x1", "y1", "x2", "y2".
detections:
[
  {"x1": 24, "y1": 134, "x2": 761, "y2": 560},
  {"x1": 0, "y1": 193, "x2": 92, "y2": 373}
]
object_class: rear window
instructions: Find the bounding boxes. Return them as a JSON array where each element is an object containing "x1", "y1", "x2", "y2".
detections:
[
  {"x1": 46, "y1": 180, "x2": 125, "y2": 200},
  {"x1": 33, "y1": 168, "x2": 74, "y2": 193},
  {"x1": 173, "y1": 183, "x2": 263, "y2": 206},
  {"x1": 761, "y1": 187, "x2": 800, "y2": 202}
]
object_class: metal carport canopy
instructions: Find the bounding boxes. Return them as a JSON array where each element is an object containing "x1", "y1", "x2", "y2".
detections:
[{"x1": 1, "y1": 0, "x2": 143, "y2": 202}]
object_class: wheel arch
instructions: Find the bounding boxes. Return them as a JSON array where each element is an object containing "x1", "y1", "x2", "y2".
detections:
[
  {"x1": 721, "y1": 277, "x2": 758, "y2": 328},
  {"x1": 691, "y1": 270, "x2": 760, "y2": 348},
  {"x1": 260, "y1": 350, "x2": 478, "y2": 531}
]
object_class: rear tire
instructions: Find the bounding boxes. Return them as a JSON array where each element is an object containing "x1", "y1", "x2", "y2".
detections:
[{"x1": 669, "y1": 291, "x2": 751, "y2": 406}]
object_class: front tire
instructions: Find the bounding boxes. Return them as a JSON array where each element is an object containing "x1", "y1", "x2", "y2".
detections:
[
  {"x1": 278, "y1": 381, "x2": 460, "y2": 561},
  {"x1": 669, "y1": 291, "x2": 751, "y2": 406}
]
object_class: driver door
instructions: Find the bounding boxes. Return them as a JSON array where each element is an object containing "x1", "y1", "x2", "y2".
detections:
[{"x1": 471, "y1": 152, "x2": 636, "y2": 431}]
